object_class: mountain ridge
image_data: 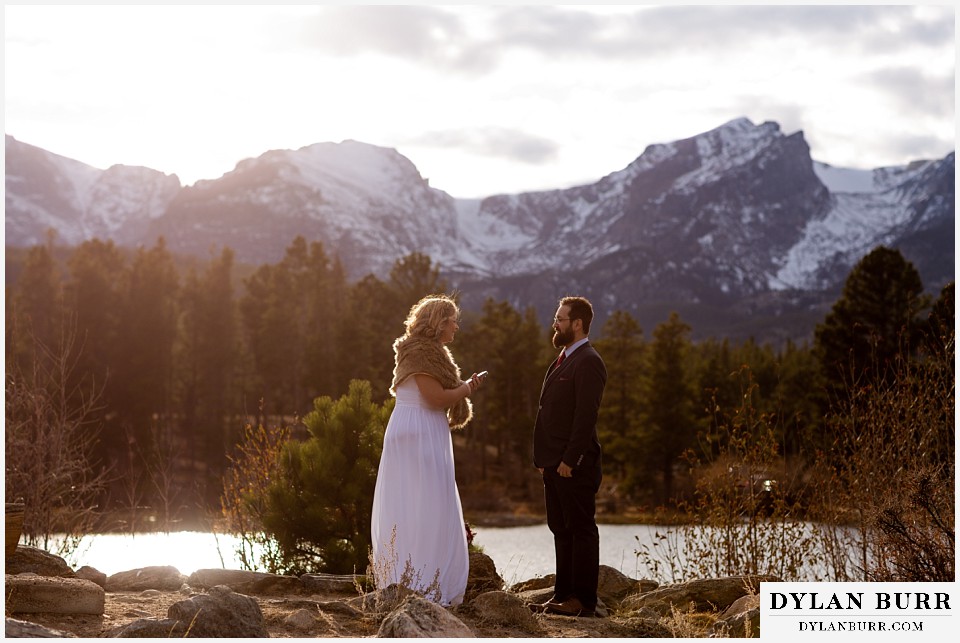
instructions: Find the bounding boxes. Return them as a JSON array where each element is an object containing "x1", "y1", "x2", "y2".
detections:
[{"x1": 5, "y1": 119, "x2": 954, "y2": 343}]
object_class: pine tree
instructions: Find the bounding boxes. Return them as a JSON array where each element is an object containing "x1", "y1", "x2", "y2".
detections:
[
  {"x1": 644, "y1": 312, "x2": 696, "y2": 504},
  {"x1": 261, "y1": 380, "x2": 391, "y2": 574},
  {"x1": 177, "y1": 247, "x2": 238, "y2": 501},
  {"x1": 814, "y1": 246, "x2": 928, "y2": 394},
  {"x1": 592, "y1": 311, "x2": 646, "y2": 485},
  {"x1": 64, "y1": 239, "x2": 127, "y2": 464}
]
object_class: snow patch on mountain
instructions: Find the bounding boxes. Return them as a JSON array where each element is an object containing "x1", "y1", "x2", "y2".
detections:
[
  {"x1": 772, "y1": 189, "x2": 914, "y2": 290},
  {"x1": 287, "y1": 140, "x2": 428, "y2": 203}
]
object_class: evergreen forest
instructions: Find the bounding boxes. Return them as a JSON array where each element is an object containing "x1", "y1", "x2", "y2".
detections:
[{"x1": 5, "y1": 235, "x2": 954, "y2": 581}]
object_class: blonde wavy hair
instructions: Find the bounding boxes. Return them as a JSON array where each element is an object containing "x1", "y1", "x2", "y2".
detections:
[{"x1": 403, "y1": 295, "x2": 459, "y2": 340}]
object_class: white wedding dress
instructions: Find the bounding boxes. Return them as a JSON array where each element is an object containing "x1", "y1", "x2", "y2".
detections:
[{"x1": 370, "y1": 378, "x2": 469, "y2": 606}]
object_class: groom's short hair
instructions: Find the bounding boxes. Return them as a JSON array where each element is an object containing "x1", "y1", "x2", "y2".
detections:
[{"x1": 559, "y1": 296, "x2": 594, "y2": 334}]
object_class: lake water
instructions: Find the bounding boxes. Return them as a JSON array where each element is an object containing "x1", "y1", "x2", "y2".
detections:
[
  {"x1": 50, "y1": 522, "x2": 849, "y2": 582},
  {"x1": 53, "y1": 524, "x2": 656, "y2": 581}
]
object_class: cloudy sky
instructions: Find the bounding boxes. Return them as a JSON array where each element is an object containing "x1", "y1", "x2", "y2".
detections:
[{"x1": 4, "y1": 4, "x2": 955, "y2": 198}]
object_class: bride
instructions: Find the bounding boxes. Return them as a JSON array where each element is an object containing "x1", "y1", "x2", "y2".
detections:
[{"x1": 370, "y1": 295, "x2": 486, "y2": 606}]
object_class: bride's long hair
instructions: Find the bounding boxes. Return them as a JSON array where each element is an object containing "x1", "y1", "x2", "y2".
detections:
[{"x1": 402, "y1": 295, "x2": 459, "y2": 340}]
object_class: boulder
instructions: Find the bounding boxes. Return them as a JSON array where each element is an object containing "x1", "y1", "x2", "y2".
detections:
[
  {"x1": 263, "y1": 597, "x2": 361, "y2": 618},
  {"x1": 167, "y1": 585, "x2": 268, "y2": 638},
  {"x1": 511, "y1": 565, "x2": 656, "y2": 609},
  {"x1": 377, "y1": 595, "x2": 474, "y2": 638},
  {"x1": 510, "y1": 574, "x2": 554, "y2": 593},
  {"x1": 75, "y1": 565, "x2": 107, "y2": 589},
  {"x1": 514, "y1": 586, "x2": 556, "y2": 607},
  {"x1": 186, "y1": 568, "x2": 272, "y2": 588},
  {"x1": 239, "y1": 574, "x2": 305, "y2": 595},
  {"x1": 710, "y1": 593, "x2": 761, "y2": 638},
  {"x1": 190, "y1": 569, "x2": 354, "y2": 595},
  {"x1": 467, "y1": 590, "x2": 541, "y2": 633},
  {"x1": 513, "y1": 586, "x2": 611, "y2": 618},
  {"x1": 464, "y1": 551, "x2": 503, "y2": 602},
  {"x1": 621, "y1": 574, "x2": 779, "y2": 616},
  {"x1": 5, "y1": 546, "x2": 76, "y2": 578},
  {"x1": 284, "y1": 608, "x2": 318, "y2": 631},
  {"x1": 597, "y1": 565, "x2": 657, "y2": 607},
  {"x1": 316, "y1": 599, "x2": 363, "y2": 618},
  {"x1": 5, "y1": 617, "x2": 76, "y2": 638},
  {"x1": 106, "y1": 566, "x2": 186, "y2": 592},
  {"x1": 301, "y1": 572, "x2": 360, "y2": 594},
  {"x1": 5, "y1": 574, "x2": 104, "y2": 615}
]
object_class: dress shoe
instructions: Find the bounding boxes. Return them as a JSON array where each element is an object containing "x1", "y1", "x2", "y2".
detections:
[{"x1": 544, "y1": 596, "x2": 596, "y2": 618}]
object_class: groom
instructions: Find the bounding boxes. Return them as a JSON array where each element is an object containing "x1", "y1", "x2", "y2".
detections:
[{"x1": 532, "y1": 296, "x2": 607, "y2": 618}]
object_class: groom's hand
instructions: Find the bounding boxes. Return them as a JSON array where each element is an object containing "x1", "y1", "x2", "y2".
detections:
[{"x1": 557, "y1": 462, "x2": 573, "y2": 477}]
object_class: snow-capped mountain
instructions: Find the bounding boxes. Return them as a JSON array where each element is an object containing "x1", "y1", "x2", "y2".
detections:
[
  {"x1": 5, "y1": 120, "x2": 953, "y2": 341},
  {"x1": 146, "y1": 140, "x2": 465, "y2": 273},
  {"x1": 5, "y1": 135, "x2": 181, "y2": 246}
]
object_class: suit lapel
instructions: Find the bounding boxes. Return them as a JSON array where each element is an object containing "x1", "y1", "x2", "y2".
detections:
[{"x1": 540, "y1": 342, "x2": 589, "y2": 397}]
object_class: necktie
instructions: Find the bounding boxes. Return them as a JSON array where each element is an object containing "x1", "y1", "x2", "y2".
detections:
[{"x1": 555, "y1": 351, "x2": 566, "y2": 368}]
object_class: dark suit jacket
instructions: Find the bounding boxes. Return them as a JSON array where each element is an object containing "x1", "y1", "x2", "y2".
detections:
[{"x1": 532, "y1": 342, "x2": 607, "y2": 470}]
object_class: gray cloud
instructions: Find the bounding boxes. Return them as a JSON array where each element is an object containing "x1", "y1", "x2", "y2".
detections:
[
  {"x1": 286, "y1": 5, "x2": 952, "y2": 75},
  {"x1": 883, "y1": 131, "x2": 955, "y2": 163},
  {"x1": 866, "y1": 66, "x2": 955, "y2": 118},
  {"x1": 293, "y1": 5, "x2": 500, "y2": 74},
  {"x1": 406, "y1": 127, "x2": 560, "y2": 164}
]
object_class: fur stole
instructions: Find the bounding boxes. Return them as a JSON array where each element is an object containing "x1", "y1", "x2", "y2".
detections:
[{"x1": 390, "y1": 334, "x2": 473, "y2": 430}]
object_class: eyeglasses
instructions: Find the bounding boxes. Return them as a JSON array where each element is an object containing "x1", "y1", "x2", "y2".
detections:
[{"x1": 553, "y1": 316, "x2": 573, "y2": 324}]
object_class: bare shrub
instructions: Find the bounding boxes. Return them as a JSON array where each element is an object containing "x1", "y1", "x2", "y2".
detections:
[
  {"x1": 811, "y1": 334, "x2": 954, "y2": 582},
  {"x1": 4, "y1": 321, "x2": 108, "y2": 556},
  {"x1": 367, "y1": 525, "x2": 444, "y2": 612},
  {"x1": 218, "y1": 404, "x2": 290, "y2": 572},
  {"x1": 636, "y1": 367, "x2": 824, "y2": 583}
]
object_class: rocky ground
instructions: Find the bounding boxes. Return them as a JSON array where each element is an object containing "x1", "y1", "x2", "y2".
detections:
[{"x1": 6, "y1": 546, "x2": 768, "y2": 638}]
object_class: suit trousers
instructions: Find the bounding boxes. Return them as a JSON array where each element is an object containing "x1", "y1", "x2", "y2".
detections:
[{"x1": 542, "y1": 464, "x2": 602, "y2": 610}]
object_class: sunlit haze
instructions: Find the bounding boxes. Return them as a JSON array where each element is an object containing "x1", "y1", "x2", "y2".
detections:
[{"x1": 4, "y1": 5, "x2": 954, "y2": 198}]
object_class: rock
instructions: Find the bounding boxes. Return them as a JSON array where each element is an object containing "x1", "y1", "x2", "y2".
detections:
[
  {"x1": 377, "y1": 594, "x2": 474, "y2": 638},
  {"x1": 511, "y1": 565, "x2": 655, "y2": 609},
  {"x1": 5, "y1": 617, "x2": 77, "y2": 638},
  {"x1": 718, "y1": 592, "x2": 760, "y2": 620},
  {"x1": 464, "y1": 551, "x2": 504, "y2": 602},
  {"x1": 167, "y1": 585, "x2": 268, "y2": 637},
  {"x1": 263, "y1": 597, "x2": 362, "y2": 618},
  {"x1": 513, "y1": 586, "x2": 611, "y2": 618},
  {"x1": 622, "y1": 574, "x2": 779, "y2": 616},
  {"x1": 5, "y1": 574, "x2": 104, "y2": 615},
  {"x1": 186, "y1": 568, "x2": 272, "y2": 588},
  {"x1": 597, "y1": 565, "x2": 654, "y2": 607},
  {"x1": 515, "y1": 586, "x2": 556, "y2": 607},
  {"x1": 284, "y1": 608, "x2": 318, "y2": 631},
  {"x1": 75, "y1": 565, "x2": 107, "y2": 588},
  {"x1": 301, "y1": 572, "x2": 360, "y2": 594},
  {"x1": 468, "y1": 590, "x2": 541, "y2": 633},
  {"x1": 105, "y1": 618, "x2": 186, "y2": 638},
  {"x1": 510, "y1": 574, "x2": 555, "y2": 592},
  {"x1": 316, "y1": 599, "x2": 363, "y2": 618},
  {"x1": 710, "y1": 593, "x2": 761, "y2": 638},
  {"x1": 188, "y1": 568, "x2": 309, "y2": 595},
  {"x1": 106, "y1": 566, "x2": 186, "y2": 592},
  {"x1": 5, "y1": 546, "x2": 76, "y2": 578},
  {"x1": 240, "y1": 574, "x2": 305, "y2": 595}
]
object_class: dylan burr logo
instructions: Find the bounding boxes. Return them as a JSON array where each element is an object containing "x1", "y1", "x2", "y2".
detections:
[{"x1": 761, "y1": 582, "x2": 956, "y2": 639}]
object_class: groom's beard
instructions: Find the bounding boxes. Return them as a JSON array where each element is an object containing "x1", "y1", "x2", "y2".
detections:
[{"x1": 552, "y1": 326, "x2": 575, "y2": 349}]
